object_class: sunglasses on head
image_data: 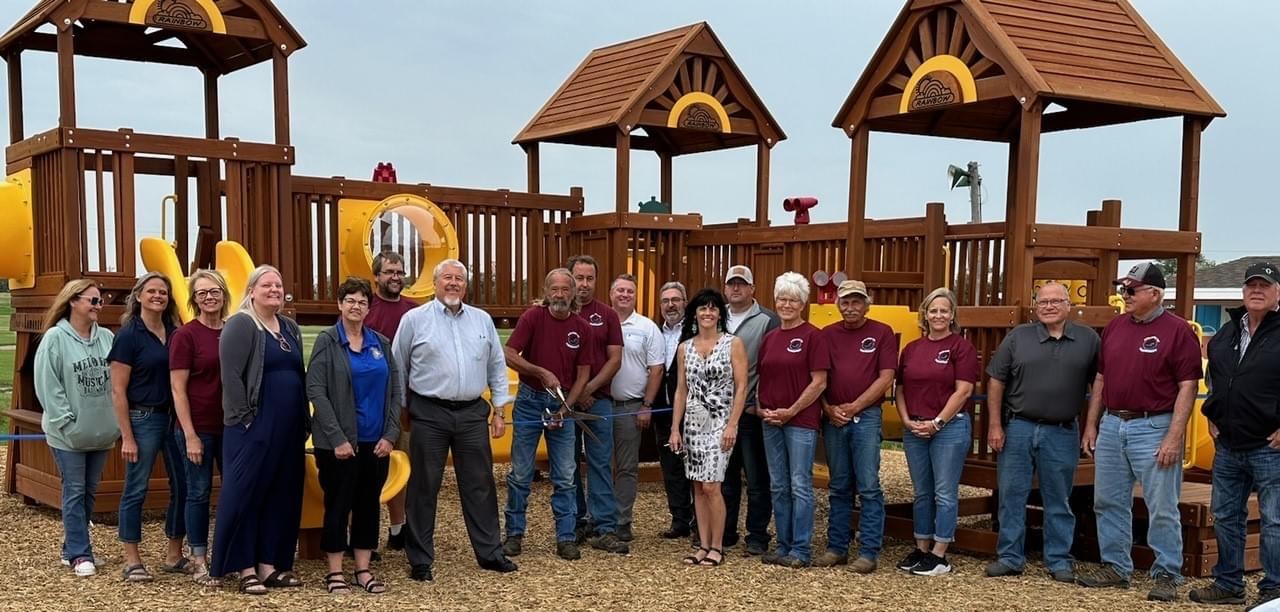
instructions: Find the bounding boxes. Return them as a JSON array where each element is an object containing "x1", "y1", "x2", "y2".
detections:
[{"x1": 78, "y1": 295, "x2": 103, "y2": 306}]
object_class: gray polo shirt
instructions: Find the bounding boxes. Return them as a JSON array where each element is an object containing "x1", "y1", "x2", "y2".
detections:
[{"x1": 986, "y1": 320, "x2": 1100, "y2": 423}]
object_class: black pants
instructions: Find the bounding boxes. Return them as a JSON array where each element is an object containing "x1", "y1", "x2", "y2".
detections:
[
  {"x1": 315, "y1": 442, "x2": 389, "y2": 553},
  {"x1": 653, "y1": 412, "x2": 694, "y2": 532},
  {"x1": 722, "y1": 412, "x2": 772, "y2": 547},
  {"x1": 405, "y1": 395, "x2": 503, "y2": 567}
]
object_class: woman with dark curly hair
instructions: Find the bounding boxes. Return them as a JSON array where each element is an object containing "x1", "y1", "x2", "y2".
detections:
[{"x1": 668, "y1": 289, "x2": 747, "y2": 567}]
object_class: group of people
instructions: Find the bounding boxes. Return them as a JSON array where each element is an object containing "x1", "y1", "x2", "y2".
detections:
[{"x1": 27, "y1": 252, "x2": 1280, "y2": 609}]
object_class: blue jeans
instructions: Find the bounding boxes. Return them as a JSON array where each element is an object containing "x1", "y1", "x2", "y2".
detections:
[
  {"x1": 1093, "y1": 412, "x2": 1183, "y2": 579},
  {"x1": 117, "y1": 407, "x2": 186, "y2": 544},
  {"x1": 902, "y1": 413, "x2": 970, "y2": 543},
  {"x1": 573, "y1": 396, "x2": 617, "y2": 534},
  {"x1": 174, "y1": 431, "x2": 223, "y2": 556},
  {"x1": 505, "y1": 385, "x2": 578, "y2": 542},
  {"x1": 1210, "y1": 442, "x2": 1280, "y2": 593},
  {"x1": 51, "y1": 448, "x2": 109, "y2": 562},
  {"x1": 996, "y1": 417, "x2": 1080, "y2": 572},
  {"x1": 763, "y1": 424, "x2": 817, "y2": 562},
  {"x1": 823, "y1": 407, "x2": 885, "y2": 560}
]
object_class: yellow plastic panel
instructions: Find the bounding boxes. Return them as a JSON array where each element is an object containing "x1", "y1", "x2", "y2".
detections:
[
  {"x1": 0, "y1": 169, "x2": 35, "y2": 289},
  {"x1": 811, "y1": 304, "x2": 919, "y2": 439},
  {"x1": 337, "y1": 194, "x2": 459, "y2": 301}
]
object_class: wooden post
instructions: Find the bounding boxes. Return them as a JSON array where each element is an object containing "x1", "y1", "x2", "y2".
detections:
[
  {"x1": 754, "y1": 142, "x2": 770, "y2": 227},
  {"x1": 56, "y1": 26, "x2": 75, "y2": 128},
  {"x1": 272, "y1": 48, "x2": 289, "y2": 145},
  {"x1": 923, "y1": 202, "x2": 946, "y2": 291},
  {"x1": 525, "y1": 143, "x2": 540, "y2": 194},
  {"x1": 7, "y1": 51, "x2": 22, "y2": 144},
  {"x1": 203, "y1": 69, "x2": 219, "y2": 139},
  {"x1": 1093, "y1": 199, "x2": 1122, "y2": 306},
  {"x1": 659, "y1": 151, "x2": 672, "y2": 209},
  {"x1": 616, "y1": 129, "x2": 630, "y2": 215},
  {"x1": 1175, "y1": 117, "x2": 1203, "y2": 319},
  {"x1": 1003, "y1": 102, "x2": 1042, "y2": 307},
  {"x1": 845, "y1": 124, "x2": 869, "y2": 279}
]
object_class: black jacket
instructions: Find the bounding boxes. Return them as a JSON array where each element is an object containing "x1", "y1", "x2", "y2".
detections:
[
  {"x1": 1202, "y1": 307, "x2": 1280, "y2": 451},
  {"x1": 653, "y1": 317, "x2": 680, "y2": 425}
]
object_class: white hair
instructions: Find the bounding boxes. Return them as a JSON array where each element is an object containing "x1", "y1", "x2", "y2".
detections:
[
  {"x1": 773, "y1": 271, "x2": 810, "y2": 303},
  {"x1": 432, "y1": 258, "x2": 469, "y2": 282}
]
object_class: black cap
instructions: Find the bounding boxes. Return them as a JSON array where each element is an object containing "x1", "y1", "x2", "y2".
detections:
[
  {"x1": 1114, "y1": 262, "x2": 1166, "y2": 289},
  {"x1": 1244, "y1": 262, "x2": 1280, "y2": 285}
]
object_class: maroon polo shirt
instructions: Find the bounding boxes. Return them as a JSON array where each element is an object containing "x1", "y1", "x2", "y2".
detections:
[
  {"x1": 823, "y1": 318, "x2": 898, "y2": 407},
  {"x1": 578, "y1": 299, "x2": 623, "y2": 398},
  {"x1": 508, "y1": 305, "x2": 592, "y2": 391},
  {"x1": 365, "y1": 293, "x2": 418, "y2": 341},
  {"x1": 758, "y1": 322, "x2": 833, "y2": 430},
  {"x1": 168, "y1": 320, "x2": 223, "y2": 435},
  {"x1": 1099, "y1": 309, "x2": 1202, "y2": 413},
  {"x1": 897, "y1": 333, "x2": 980, "y2": 419}
]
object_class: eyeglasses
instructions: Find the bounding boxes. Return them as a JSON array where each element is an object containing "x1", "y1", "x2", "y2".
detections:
[
  {"x1": 342, "y1": 298, "x2": 369, "y2": 308},
  {"x1": 1035, "y1": 298, "x2": 1069, "y2": 308},
  {"x1": 379, "y1": 270, "x2": 406, "y2": 277},
  {"x1": 267, "y1": 329, "x2": 292, "y2": 352},
  {"x1": 659, "y1": 298, "x2": 685, "y2": 305},
  {"x1": 193, "y1": 288, "x2": 223, "y2": 300},
  {"x1": 77, "y1": 296, "x2": 103, "y2": 306},
  {"x1": 1117, "y1": 286, "x2": 1154, "y2": 297}
]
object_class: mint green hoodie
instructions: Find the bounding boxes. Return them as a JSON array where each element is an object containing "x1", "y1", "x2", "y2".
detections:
[{"x1": 35, "y1": 319, "x2": 120, "y2": 451}]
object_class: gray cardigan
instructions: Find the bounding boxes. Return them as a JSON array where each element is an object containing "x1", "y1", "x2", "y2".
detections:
[
  {"x1": 306, "y1": 325, "x2": 402, "y2": 449},
  {"x1": 220, "y1": 311, "x2": 306, "y2": 428},
  {"x1": 733, "y1": 301, "x2": 780, "y2": 410}
]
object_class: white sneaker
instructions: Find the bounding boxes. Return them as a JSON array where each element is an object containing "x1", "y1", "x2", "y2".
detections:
[
  {"x1": 61, "y1": 556, "x2": 104, "y2": 568},
  {"x1": 72, "y1": 558, "x2": 97, "y2": 577}
]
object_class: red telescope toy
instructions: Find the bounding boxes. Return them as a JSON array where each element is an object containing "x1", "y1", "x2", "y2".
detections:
[{"x1": 783, "y1": 197, "x2": 818, "y2": 224}]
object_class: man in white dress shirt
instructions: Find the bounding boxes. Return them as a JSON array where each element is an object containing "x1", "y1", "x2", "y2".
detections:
[{"x1": 392, "y1": 259, "x2": 516, "y2": 581}]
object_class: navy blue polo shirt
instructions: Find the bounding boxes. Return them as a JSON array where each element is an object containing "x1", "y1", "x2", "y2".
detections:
[
  {"x1": 107, "y1": 317, "x2": 177, "y2": 408},
  {"x1": 337, "y1": 323, "x2": 389, "y2": 443}
]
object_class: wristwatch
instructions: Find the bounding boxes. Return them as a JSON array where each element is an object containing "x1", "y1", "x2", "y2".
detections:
[
  {"x1": 641, "y1": 400, "x2": 653, "y2": 409},
  {"x1": 932, "y1": 417, "x2": 947, "y2": 430}
]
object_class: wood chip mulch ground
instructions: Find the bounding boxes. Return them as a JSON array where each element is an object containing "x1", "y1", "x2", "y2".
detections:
[{"x1": 0, "y1": 446, "x2": 1247, "y2": 611}]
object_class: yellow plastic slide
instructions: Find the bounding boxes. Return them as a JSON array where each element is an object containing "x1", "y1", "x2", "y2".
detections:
[{"x1": 138, "y1": 237, "x2": 257, "y2": 322}]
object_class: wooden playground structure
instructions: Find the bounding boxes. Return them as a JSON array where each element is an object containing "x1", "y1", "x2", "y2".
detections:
[{"x1": 0, "y1": 0, "x2": 1248, "y2": 577}]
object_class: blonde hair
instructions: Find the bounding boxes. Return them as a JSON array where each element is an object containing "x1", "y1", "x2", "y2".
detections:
[
  {"x1": 918, "y1": 287, "x2": 960, "y2": 333},
  {"x1": 187, "y1": 269, "x2": 231, "y2": 321},
  {"x1": 237, "y1": 265, "x2": 284, "y2": 315},
  {"x1": 41, "y1": 279, "x2": 99, "y2": 332},
  {"x1": 121, "y1": 272, "x2": 181, "y2": 327},
  {"x1": 773, "y1": 271, "x2": 810, "y2": 303}
]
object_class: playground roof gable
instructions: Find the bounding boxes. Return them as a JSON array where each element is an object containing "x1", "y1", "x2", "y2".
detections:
[
  {"x1": 0, "y1": 0, "x2": 306, "y2": 74},
  {"x1": 832, "y1": 0, "x2": 1224, "y2": 141},
  {"x1": 514, "y1": 22, "x2": 785, "y2": 156}
]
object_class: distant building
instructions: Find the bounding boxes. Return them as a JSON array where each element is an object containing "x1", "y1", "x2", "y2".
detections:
[{"x1": 1166, "y1": 256, "x2": 1280, "y2": 335}]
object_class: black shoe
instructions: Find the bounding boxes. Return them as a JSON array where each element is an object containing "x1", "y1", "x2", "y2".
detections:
[
  {"x1": 1188, "y1": 583, "x2": 1245, "y2": 605},
  {"x1": 574, "y1": 521, "x2": 595, "y2": 544},
  {"x1": 910, "y1": 553, "x2": 952, "y2": 576},
  {"x1": 660, "y1": 526, "x2": 691, "y2": 539},
  {"x1": 722, "y1": 534, "x2": 740, "y2": 549},
  {"x1": 744, "y1": 540, "x2": 767, "y2": 556},
  {"x1": 616, "y1": 524, "x2": 633, "y2": 543},
  {"x1": 896, "y1": 549, "x2": 927, "y2": 572},
  {"x1": 478, "y1": 557, "x2": 518, "y2": 573},
  {"x1": 387, "y1": 527, "x2": 407, "y2": 551},
  {"x1": 502, "y1": 535, "x2": 523, "y2": 557},
  {"x1": 557, "y1": 540, "x2": 581, "y2": 561},
  {"x1": 588, "y1": 532, "x2": 630, "y2": 555},
  {"x1": 409, "y1": 564, "x2": 433, "y2": 582},
  {"x1": 985, "y1": 560, "x2": 1022, "y2": 577}
]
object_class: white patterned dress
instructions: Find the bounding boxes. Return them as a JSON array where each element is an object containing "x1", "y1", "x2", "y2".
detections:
[{"x1": 682, "y1": 333, "x2": 735, "y2": 482}]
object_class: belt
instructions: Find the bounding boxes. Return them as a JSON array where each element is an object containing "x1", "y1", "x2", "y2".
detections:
[
  {"x1": 908, "y1": 415, "x2": 936, "y2": 422},
  {"x1": 1012, "y1": 414, "x2": 1075, "y2": 428},
  {"x1": 1106, "y1": 409, "x2": 1164, "y2": 420},
  {"x1": 419, "y1": 395, "x2": 481, "y2": 410},
  {"x1": 614, "y1": 398, "x2": 644, "y2": 405}
]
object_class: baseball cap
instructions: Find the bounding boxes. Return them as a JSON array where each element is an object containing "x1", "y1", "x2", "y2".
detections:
[
  {"x1": 725, "y1": 265, "x2": 754, "y2": 285},
  {"x1": 836, "y1": 279, "x2": 869, "y2": 299},
  {"x1": 1114, "y1": 262, "x2": 1166, "y2": 289},
  {"x1": 1244, "y1": 262, "x2": 1280, "y2": 285}
]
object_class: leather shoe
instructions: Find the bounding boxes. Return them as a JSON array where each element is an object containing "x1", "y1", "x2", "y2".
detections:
[
  {"x1": 660, "y1": 526, "x2": 691, "y2": 539},
  {"x1": 479, "y1": 557, "x2": 518, "y2": 573},
  {"x1": 409, "y1": 564, "x2": 433, "y2": 582}
]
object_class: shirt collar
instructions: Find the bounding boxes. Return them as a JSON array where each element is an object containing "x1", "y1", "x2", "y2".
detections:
[
  {"x1": 335, "y1": 322, "x2": 378, "y2": 348},
  {"x1": 429, "y1": 298, "x2": 467, "y2": 317},
  {"x1": 662, "y1": 318, "x2": 684, "y2": 333},
  {"x1": 1131, "y1": 306, "x2": 1165, "y2": 324},
  {"x1": 1034, "y1": 320, "x2": 1076, "y2": 342}
]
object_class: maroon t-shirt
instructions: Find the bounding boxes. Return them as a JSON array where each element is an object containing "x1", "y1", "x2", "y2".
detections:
[
  {"x1": 898, "y1": 333, "x2": 980, "y2": 419},
  {"x1": 823, "y1": 319, "x2": 899, "y2": 407},
  {"x1": 508, "y1": 306, "x2": 592, "y2": 391},
  {"x1": 758, "y1": 322, "x2": 833, "y2": 430},
  {"x1": 365, "y1": 294, "x2": 418, "y2": 341},
  {"x1": 168, "y1": 320, "x2": 223, "y2": 435},
  {"x1": 1099, "y1": 310, "x2": 1203, "y2": 412},
  {"x1": 579, "y1": 299, "x2": 623, "y2": 398}
]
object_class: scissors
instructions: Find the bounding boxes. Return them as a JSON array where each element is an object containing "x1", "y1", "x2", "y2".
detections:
[{"x1": 542, "y1": 386, "x2": 604, "y2": 443}]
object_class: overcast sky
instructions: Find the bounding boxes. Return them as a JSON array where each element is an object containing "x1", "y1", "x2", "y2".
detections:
[{"x1": 2, "y1": 0, "x2": 1272, "y2": 266}]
